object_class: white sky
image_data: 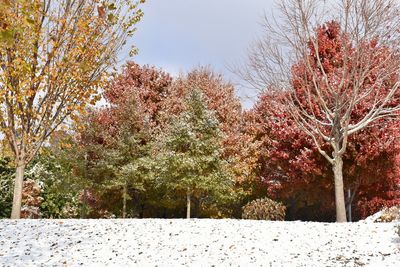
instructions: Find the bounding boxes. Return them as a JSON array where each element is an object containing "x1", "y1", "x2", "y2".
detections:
[{"x1": 120, "y1": 0, "x2": 275, "y2": 109}]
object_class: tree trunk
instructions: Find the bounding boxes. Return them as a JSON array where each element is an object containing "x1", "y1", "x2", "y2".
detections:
[
  {"x1": 140, "y1": 204, "x2": 145, "y2": 218},
  {"x1": 287, "y1": 197, "x2": 299, "y2": 221},
  {"x1": 347, "y1": 188, "x2": 352, "y2": 222},
  {"x1": 193, "y1": 197, "x2": 200, "y2": 218},
  {"x1": 11, "y1": 164, "x2": 25, "y2": 219},
  {"x1": 80, "y1": 189, "x2": 87, "y2": 219},
  {"x1": 186, "y1": 189, "x2": 191, "y2": 219},
  {"x1": 122, "y1": 183, "x2": 127, "y2": 219},
  {"x1": 81, "y1": 153, "x2": 88, "y2": 219},
  {"x1": 332, "y1": 156, "x2": 347, "y2": 222}
]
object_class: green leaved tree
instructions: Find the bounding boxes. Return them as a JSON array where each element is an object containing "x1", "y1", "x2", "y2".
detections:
[
  {"x1": 102, "y1": 126, "x2": 153, "y2": 218},
  {"x1": 155, "y1": 89, "x2": 233, "y2": 219}
]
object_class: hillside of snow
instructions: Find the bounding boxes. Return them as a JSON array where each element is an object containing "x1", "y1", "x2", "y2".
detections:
[{"x1": 0, "y1": 219, "x2": 399, "y2": 266}]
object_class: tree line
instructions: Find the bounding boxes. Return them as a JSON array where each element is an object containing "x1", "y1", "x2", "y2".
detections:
[{"x1": 1, "y1": 63, "x2": 399, "y2": 221}]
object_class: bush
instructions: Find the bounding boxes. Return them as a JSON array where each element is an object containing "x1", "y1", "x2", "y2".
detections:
[
  {"x1": 374, "y1": 206, "x2": 400, "y2": 222},
  {"x1": 0, "y1": 157, "x2": 14, "y2": 218},
  {"x1": 242, "y1": 197, "x2": 286, "y2": 220},
  {"x1": 21, "y1": 179, "x2": 43, "y2": 219}
]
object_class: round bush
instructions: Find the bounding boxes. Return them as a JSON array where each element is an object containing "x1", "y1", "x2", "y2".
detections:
[{"x1": 242, "y1": 197, "x2": 286, "y2": 221}]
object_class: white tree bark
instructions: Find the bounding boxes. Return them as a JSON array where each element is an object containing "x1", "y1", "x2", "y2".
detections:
[
  {"x1": 10, "y1": 163, "x2": 25, "y2": 219},
  {"x1": 186, "y1": 189, "x2": 191, "y2": 219},
  {"x1": 332, "y1": 156, "x2": 347, "y2": 222}
]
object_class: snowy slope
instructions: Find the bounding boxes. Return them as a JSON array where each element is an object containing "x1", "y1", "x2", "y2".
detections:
[{"x1": 0, "y1": 219, "x2": 399, "y2": 266}]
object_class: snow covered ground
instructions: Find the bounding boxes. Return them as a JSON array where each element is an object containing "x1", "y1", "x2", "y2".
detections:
[{"x1": 0, "y1": 219, "x2": 399, "y2": 266}]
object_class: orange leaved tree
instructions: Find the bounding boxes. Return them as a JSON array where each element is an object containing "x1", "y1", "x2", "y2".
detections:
[{"x1": 0, "y1": 0, "x2": 144, "y2": 218}]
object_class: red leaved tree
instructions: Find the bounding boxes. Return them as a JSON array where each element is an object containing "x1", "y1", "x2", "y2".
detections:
[
  {"x1": 105, "y1": 62, "x2": 173, "y2": 128},
  {"x1": 240, "y1": 0, "x2": 400, "y2": 222},
  {"x1": 248, "y1": 89, "x2": 400, "y2": 221},
  {"x1": 163, "y1": 67, "x2": 242, "y2": 134}
]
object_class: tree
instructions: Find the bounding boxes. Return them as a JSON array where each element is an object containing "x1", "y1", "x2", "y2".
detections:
[
  {"x1": 164, "y1": 68, "x2": 247, "y2": 216},
  {"x1": 0, "y1": 0, "x2": 144, "y2": 218},
  {"x1": 164, "y1": 67, "x2": 242, "y2": 134},
  {"x1": 248, "y1": 90, "x2": 400, "y2": 221},
  {"x1": 89, "y1": 104, "x2": 153, "y2": 218},
  {"x1": 104, "y1": 62, "x2": 172, "y2": 128},
  {"x1": 68, "y1": 63, "x2": 171, "y2": 218},
  {"x1": 240, "y1": 0, "x2": 400, "y2": 222},
  {"x1": 155, "y1": 89, "x2": 233, "y2": 219}
]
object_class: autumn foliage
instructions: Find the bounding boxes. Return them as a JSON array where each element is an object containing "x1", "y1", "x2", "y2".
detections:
[
  {"x1": 2, "y1": 51, "x2": 399, "y2": 220},
  {"x1": 246, "y1": 23, "x2": 400, "y2": 219},
  {"x1": 21, "y1": 179, "x2": 43, "y2": 219},
  {"x1": 245, "y1": 89, "x2": 400, "y2": 221},
  {"x1": 31, "y1": 56, "x2": 399, "y2": 221},
  {"x1": 242, "y1": 198, "x2": 286, "y2": 221},
  {"x1": 2, "y1": 0, "x2": 400, "y2": 223}
]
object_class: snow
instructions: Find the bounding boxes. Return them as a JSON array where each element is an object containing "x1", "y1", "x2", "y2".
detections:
[
  {"x1": 0, "y1": 219, "x2": 399, "y2": 266},
  {"x1": 362, "y1": 211, "x2": 384, "y2": 223}
]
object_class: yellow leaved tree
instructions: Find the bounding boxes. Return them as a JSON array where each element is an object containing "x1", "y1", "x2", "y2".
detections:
[{"x1": 0, "y1": 0, "x2": 144, "y2": 218}]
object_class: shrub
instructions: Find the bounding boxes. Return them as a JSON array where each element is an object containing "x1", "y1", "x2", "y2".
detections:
[
  {"x1": 21, "y1": 179, "x2": 43, "y2": 219},
  {"x1": 374, "y1": 206, "x2": 400, "y2": 223},
  {"x1": 0, "y1": 157, "x2": 14, "y2": 218},
  {"x1": 242, "y1": 197, "x2": 286, "y2": 220}
]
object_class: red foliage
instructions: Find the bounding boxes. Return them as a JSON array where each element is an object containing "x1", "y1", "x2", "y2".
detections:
[
  {"x1": 78, "y1": 189, "x2": 98, "y2": 207},
  {"x1": 105, "y1": 61, "x2": 173, "y2": 128},
  {"x1": 79, "y1": 62, "x2": 173, "y2": 148},
  {"x1": 163, "y1": 67, "x2": 242, "y2": 134},
  {"x1": 248, "y1": 89, "x2": 400, "y2": 221},
  {"x1": 247, "y1": 21, "x2": 400, "y2": 221}
]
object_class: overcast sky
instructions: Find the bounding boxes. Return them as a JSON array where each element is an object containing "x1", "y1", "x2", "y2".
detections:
[{"x1": 121, "y1": 0, "x2": 275, "y2": 108}]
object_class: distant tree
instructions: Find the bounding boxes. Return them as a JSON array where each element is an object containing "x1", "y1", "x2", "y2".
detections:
[
  {"x1": 89, "y1": 104, "x2": 153, "y2": 218},
  {"x1": 0, "y1": 0, "x2": 145, "y2": 218},
  {"x1": 102, "y1": 65, "x2": 240, "y2": 218},
  {"x1": 241, "y1": 0, "x2": 400, "y2": 222},
  {"x1": 105, "y1": 62, "x2": 172, "y2": 128},
  {"x1": 29, "y1": 146, "x2": 82, "y2": 219},
  {"x1": 69, "y1": 63, "x2": 172, "y2": 218},
  {"x1": 155, "y1": 89, "x2": 233, "y2": 219},
  {"x1": 165, "y1": 68, "x2": 245, "y2": 215},
  {"x1": 164, "y1": 67, "x2": 242, "y2": 134},
  {"x1": 20, "y1": 178, "x2": 43, "y2": 218}
]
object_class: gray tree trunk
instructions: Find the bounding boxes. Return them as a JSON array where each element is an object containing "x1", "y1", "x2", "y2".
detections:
[
  {"x1": 333, "y1": 156, "x2": 347, "y2": 222},
  {"x1": 347, "y1": 188, "x2": 352, "y2": 222},
  {"x1": 186, "y1": 189, "x2": 191, "y2": 219},
  {"x1": 11, "y1": 164, "x2": 25, "y2": 219}
]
